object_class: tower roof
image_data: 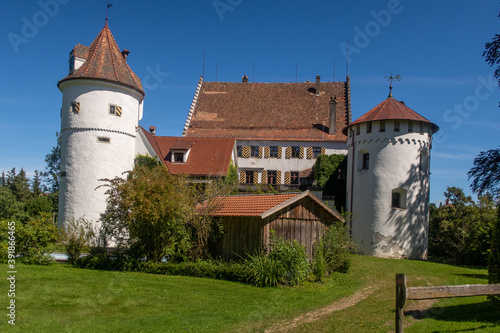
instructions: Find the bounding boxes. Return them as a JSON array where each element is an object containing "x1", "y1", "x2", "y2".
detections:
[
  {"x1": 58, "y1": 24, "x2": 144, "y2": 97},
  {"x1": 342, "y1": 97, "x2": 438, "y2": 134}
]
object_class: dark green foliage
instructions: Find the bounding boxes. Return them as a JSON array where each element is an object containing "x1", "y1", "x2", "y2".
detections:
[
  {"x1": 224, "y1": 161, "x2": 239, "y2": 194},
  {"x1": 489, "y1": 206, "x2": 500, "y2": 284},
  {"x1": 134, "y1": 154, "x2": 161, "y2": 169},
  {"x1": 0, "y1": 217, "x2": 59, "y2": 265},
  {"x1": 313, "y1": 154, "x2": 347, "y2": 211},
  {"x1": 5, "y1": 168, "x2": 32, "y2": 202},
  {"x1": 24, "y1": 195, "x2": 54, "y2": 217},
  {"x1": 0, "y1": 187, "x2": 24, "y2": 221},
  {"x1": 43, "y1": 132, "x2": 61, "y2": 193},
  {"x1": 429, "y1": 187, "x2": 497, "y2": 265},
  {"x1": 468, "y1": 146, "x2": 500, "y2": 199},
  {"x1": 313, "y1": 222, "x2": 355, "y2": 279},
  {"x1": 483, "y1": 14, "x2": 500, "y2": 89},
  {"x1": 245, "y1": 231, "x2": 309, "y2": 287}
]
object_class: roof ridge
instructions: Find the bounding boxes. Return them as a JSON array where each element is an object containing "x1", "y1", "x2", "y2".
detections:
[{"x1": 220, "y1": 192, "x2": 300, "y2": 198}]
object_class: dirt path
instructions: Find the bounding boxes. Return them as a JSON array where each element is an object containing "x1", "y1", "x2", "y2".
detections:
[{"x1": 265, "y1": 285, "x2": 378, "y2": 332}]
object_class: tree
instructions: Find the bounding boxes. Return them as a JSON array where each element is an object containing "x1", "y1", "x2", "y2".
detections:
[
  {"x1": 6, "y1": 168, "x2": 32, "y2": 202},
  {"x1": 101, "y1": 165, "x2": 193, "y2": 262},
  {"x1": 313, "y1": 154, "x2": 347, "y2": 211},
  {"x1": 483, "y1": 16, "x2": 500, "y2": 89},
  {"x1": 44, "y1": 132, "x2": 60, "y2": 194},
  {"x1": 468, "y1": 146, "x2": 500, "y2": 199}
]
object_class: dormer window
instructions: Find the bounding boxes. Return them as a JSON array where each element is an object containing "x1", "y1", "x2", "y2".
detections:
[
  {"x1": 69, "y1": 55, "x2": 75, "y2": 74},
  {"x1": 174, "y1": 152, "x2": 184, "y2": 163}
]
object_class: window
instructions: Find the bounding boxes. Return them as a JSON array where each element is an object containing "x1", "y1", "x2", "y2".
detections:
[
  {"x1": 291, "y1": 147, "x2": 301, "y2": 158},
  {"x1": 109, "y1": 104, "x2": 122, "y2": 117},
  {"x1": 408, "y1": 120, "x2": 413, "y2": 133},
  {"x1": 269, "y1": 146, "x2": 279, "y2": 158},
  {"x1": 356, "y1": 124, "x2": 360, "y2": 135},
  {"x1": 394, "y1": 119, "x2": 400, "y2": 132},
  {"x1": 245, "y1": 170, "x2": 254, "y2": 184},
  {"x1": 366, "y1": 121, "x2": 372, "y2": 133},
  {"x1": 392, "y1": 192, "x2": 401, "y2": 208},
  {"x1": 267, "y1": 170, "x2": 277, "y2": 184},
  {"x1": 97, "y1": 137, "x2": 110, "y2": 143},
  {"x1": 71, "y1": 101, "x2": 80, "y2": 114},
  {"x1": 174, "y1": 152, "x2": 184, "y2": 163},
  {"x1": 379, "y1": 120, "x2": 385, "y2": 132},
  {"x1": 237, "y1": 146, "x2": 243, "y2": 157},
  {"x1": 290, "y1": 171, "x2": 299, "y2": 185},
  {"x1": 250, "y1": 146, "x2": 259, "y2": 157},
  {"x1": 362, "y1": 153, "x2": 369, "y2": 170},
  {"x1": 392, "y1": 188, "x2": 407, "y2": 209},
  {"x1": 312, "y1": 147, "x2": 322, "y2": 158}
]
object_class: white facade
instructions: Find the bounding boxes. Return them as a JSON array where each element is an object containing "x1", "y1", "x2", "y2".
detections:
[
  {"x1": 58, "y1": 79, "x2": 144, "y2": 227},
  {"x1": 346, "y1": 119, "x2": 434, "y2": 259},
  {"x1": 236, "y1": 139, "x2": 347, "y2": 186}
]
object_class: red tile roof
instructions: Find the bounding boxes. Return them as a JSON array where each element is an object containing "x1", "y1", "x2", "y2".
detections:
[
  {"x1": 58, "y1": 24, "x2": 144, "y2": 97},
  {"x1": 140, "y1": 127, "x2": 235, "y2": 177},
  {"x1": 184, "y1": 79, "x2": 350, "y2": 141},
  {"x1": 343, "y1": 97, "x2": 439, "y2": 134},
  {"x1": 72, "y1": 44, "x2": 89, "y2": 59},
  {"x1": 208, "y1": 193, "x2": 300, "y2": 216}
]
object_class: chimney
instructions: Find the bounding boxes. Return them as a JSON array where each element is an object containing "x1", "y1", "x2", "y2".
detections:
[
  {"x1": 242, "y1": 74, "x2": 249, "y2": 83},
  {"x1": 149, "y1": 126, "x2": 156, "y2": 135},
  {"x1": 315, "y1": 75, "x2": 320, "y2": 96},
  {"x1": 329, "y1": 96, "x2": 337, "y2": 135},
  {"x1": 121, "y1": 49, "x2": 130, "y2": 62}
]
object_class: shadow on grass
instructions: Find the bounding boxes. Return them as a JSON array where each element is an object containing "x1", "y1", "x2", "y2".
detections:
[
  {"x1": 453, "y1": 273, "x2": 489, "y2": 280},
  {"x1": 406, "y1": 299, "x2": 500, "y2": 332}
]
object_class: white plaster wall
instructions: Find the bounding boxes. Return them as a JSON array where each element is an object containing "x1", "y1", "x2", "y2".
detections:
[
  {"x1": 346, "y1": 120, "x2": 432, "y2": 259},
  {"x1": 236, "y1": 140, "x2": 347, "y2": 183},
  {"x1": 59, "y1": 79, "x2": 143, "y2": 228}
]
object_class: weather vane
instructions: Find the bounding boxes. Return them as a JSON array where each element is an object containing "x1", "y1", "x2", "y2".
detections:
[
  {"x1": 385, "y1": 70, "x2": 402, "y2": 98},
  {"x1": 106, "y1": 1, "x2": 113, "y2": 24}
]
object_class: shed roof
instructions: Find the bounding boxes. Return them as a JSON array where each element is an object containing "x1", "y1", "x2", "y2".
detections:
[
  {"x1": 207, "y1": 191, "x2": 344, "y2": 221},
  {"x1": 184, "y1": 78, "x2": 351, "y2": 141}
]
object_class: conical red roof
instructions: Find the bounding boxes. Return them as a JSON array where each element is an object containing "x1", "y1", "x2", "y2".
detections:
[
  {"x1": 58, "y1": 23, "x2": 144, "y2": 97},
  {"x1": 342, "y1": 97, "x2": 438, "y2": 134}
]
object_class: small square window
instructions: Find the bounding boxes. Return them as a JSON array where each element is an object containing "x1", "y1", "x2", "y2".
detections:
[
  {"x1": 269, "y1": 146, "x2": 278, "y2": 158},
  {"x1": 174, "y1": 152, "x2": 184, "y2": 163},
  {"x1": 71, "y1": 101, "x2": 80, "y2": 114},
  {"x1": 97, "y1": 137, "x2": 110, "y2": 143},
  {"x1": 109, "y1": 104, "x2": 122, "y2": 117},
  {"x1": 392, "y1": 192, "x2": 401, "y2": 208}
]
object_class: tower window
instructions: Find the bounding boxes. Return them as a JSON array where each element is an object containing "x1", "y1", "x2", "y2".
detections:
[
  {"x1": 379, "y1": 120, "x2": 385, "y2": 132},
  {"x1": 109, "y1": 104, "x2": 123, "y2": 117},
  {"x1": 71, "y1": 101, "x2": 80, "y2": 114},
  {"x1": 391, "y1": 188, "x2": 407, "y2": 209},
  {"x1": 356, "y1": 124, "x2": 360, "y2": 135},
  {"x1": 362, "y1": 153, "x2": 369, "y2": 170},
  {"x1": 97, "y1": 137, "x2": 110, "y2": 143},
  {"x1": 408, "y1": 120, "x2": 413, "y2": 133},
  {"x1": 366, "y1": 122, "x2": 372, "y2": 133}
]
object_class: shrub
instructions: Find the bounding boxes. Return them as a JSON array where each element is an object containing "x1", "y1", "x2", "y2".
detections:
[
  {"x1": 0, "y1": 216, "x2": 59, "y2": 265},
  {"x1": 313, "y1": 222, "x2": 355, "y2": 276},
  {"x1": 61, "y1": 218, "x2": 95, "y2": 264},
  {"x1": 246, "y1": 231, "x2": 309, "y2": 287}
]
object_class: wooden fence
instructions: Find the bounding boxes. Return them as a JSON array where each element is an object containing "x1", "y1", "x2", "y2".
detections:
[{"x1": 395, "y1": 273, "x2": 500, "y2": 333}]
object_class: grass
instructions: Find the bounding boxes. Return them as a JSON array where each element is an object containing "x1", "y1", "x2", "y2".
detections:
[{"x1": 0, "y1": 256, "x2": 499, "y2": 332}]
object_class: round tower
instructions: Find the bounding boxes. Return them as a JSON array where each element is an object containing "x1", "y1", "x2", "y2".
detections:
[
  {"x1": 57, "y1": 23, "x2": 145, "y2": 229},
  {"x1": 343, "y1": 97, "x2": 438, "y2": 259}
]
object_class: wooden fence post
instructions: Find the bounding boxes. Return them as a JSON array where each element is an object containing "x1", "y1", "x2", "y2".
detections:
[{"x1": 396, "y1": 274, "x2": 406, "y2": 333}]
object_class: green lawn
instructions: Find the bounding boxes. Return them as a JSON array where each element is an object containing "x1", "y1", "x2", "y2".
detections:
[{"x1": 0, "y1": 256, "x2": 498, "y2": 332}]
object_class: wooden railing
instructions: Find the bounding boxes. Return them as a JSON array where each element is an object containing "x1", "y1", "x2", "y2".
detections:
[{"x1": 395, "y1": 273, "x2": 500, "y2": 333}]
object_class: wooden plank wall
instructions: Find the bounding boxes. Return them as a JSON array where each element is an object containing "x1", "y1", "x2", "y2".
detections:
[{"x1": 212, "y1": 216, "x2": 264, "y2": 260}]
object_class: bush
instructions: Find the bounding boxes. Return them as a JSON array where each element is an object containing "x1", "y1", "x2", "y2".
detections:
[
  {"x1": 61, "y1": 218, "x2": 95, "y2": 264},
  {"x1": 0, "y1": 216, "x2": 59, "y2": 265},
  {"x1": 246, "y1": 231, "x2": 309, "y2": 287},
  {"x1": 313, "y1": 223, "x2": 355, "y2": 277}
]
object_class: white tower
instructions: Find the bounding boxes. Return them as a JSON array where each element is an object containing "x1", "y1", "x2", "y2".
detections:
[
  {"x1": 57, "y1": 23, "x2": 145, "y2": 229},
  {"x1": 344, "y1": 96, "x2": 438, "y2": 259}
]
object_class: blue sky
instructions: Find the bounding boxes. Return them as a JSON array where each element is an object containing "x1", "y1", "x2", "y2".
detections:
[{"x1": 1, "y1": 0, "x2": 499, "y2": 203}]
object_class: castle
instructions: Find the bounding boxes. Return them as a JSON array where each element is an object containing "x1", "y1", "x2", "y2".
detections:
[{"x1": 57, "y1": 24, "x2": 438, "y2": 259}]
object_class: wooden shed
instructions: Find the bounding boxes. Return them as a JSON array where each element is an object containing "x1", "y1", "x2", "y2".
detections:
[{"x1": 208, "y1": 191, "x2": 344, "y2": 260}]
